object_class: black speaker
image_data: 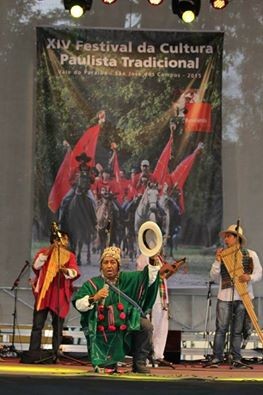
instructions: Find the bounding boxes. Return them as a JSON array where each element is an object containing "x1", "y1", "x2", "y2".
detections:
[
  {"x1": 20, "y1": 350, "x2": 55, "y2": 364},
  {"x1": 163, "y1": 330, "x2": 181, "y2": 364}
]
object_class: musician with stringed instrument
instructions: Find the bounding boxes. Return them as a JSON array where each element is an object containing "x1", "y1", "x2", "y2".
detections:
[
  {"x1": 29, "y1": 225, "x2": 80, "y2": 355},
  {"x1": 206, "y1": 223, "x2": 262, "y2": 368},
  {"x1": 137, "y1": 252, "x2": 186, "y2": 365}
]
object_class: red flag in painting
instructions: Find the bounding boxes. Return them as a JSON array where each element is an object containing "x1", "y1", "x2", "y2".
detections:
[
  {"x1": 112, "y1": 151, "x2": 120, "y2": 183},
  {"x1": 153, "y1": 132, "x2": 173, "y2": 188},
  {"x1": 170, "y1": 143, "x2": 203, "y2": 212},
  {"x1": 48, "y1": 149, "x2": 72, "y2": 213},
  {"x1": 69, "y1": 124, "x2": 101, "y2": 171},
  {"x1": 184, "y1": 102, "x2": 211, "y2": 133},
  {"x1": 48, "y1": 124, "x2": 101, "y2": 213},
  {"x1": 111, "y1": 151, "x2": 123, "y2": 203}
]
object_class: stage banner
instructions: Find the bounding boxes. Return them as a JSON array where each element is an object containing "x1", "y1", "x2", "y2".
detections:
[{"x1": 33, "y1": 27, "x2": 223, "y2": 286}]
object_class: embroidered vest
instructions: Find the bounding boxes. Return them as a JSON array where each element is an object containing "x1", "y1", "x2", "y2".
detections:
[{"x1": 221, "y1": 248, "x2": 253, "y2": 289}]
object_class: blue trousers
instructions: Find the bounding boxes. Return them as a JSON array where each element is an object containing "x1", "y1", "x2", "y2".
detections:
[{"x1": 213, "y1": 299, "x2": 246, "y2": 362}]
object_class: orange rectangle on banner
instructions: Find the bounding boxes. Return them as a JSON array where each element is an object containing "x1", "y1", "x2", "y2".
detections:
[{"x1": 184, "y1": 102, "x2": 212, "y2": 133}]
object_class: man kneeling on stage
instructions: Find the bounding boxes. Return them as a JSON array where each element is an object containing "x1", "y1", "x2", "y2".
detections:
[{"x1": 72, "y1": 246, "x2": 160, "y2": 373}]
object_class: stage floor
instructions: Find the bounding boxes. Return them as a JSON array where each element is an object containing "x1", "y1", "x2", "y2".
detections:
[
  {"x1": 1, "y1": 356, "x2": 263, "y2": 381},
  {"x1": 2, "y1": 358, "x2": 263, "y2": 395}
]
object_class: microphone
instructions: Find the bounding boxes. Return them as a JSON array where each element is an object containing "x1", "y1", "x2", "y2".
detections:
[
  {"x1": 51, "y1": 221, "x2": 62, "y2": 239},
  {"x1": 235, "y1": 218, "x2": 240, "y2": 232},
  {"x1": 100, "y1": 284, "x2": 109, "y2": 307},
  {"x1": 25, "y1": 260, "x2": 31, "y2": 268},
  {"x1": 11, "y1": 260, "x2": 31, "y2": 291}
]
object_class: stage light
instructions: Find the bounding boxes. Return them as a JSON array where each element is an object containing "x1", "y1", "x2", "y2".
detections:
[
  {"x1": 172, "y1": 0, "x2": 201, "y2": 23},
  {"x1": 101, "y1": 0, "x2": 117, "y2": 4},
  {"x1": 64, "y1": 1, "x2": 93, "y2": 18},
  {"x1": 147, "y1": 0, "x2": 164, "y2": 5},
  {"x1": 210, "y1": 0, "x2": 229, "y2": 9}
]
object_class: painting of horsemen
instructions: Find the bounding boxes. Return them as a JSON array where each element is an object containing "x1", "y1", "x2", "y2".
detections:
[{"x1": 32, "y1": 28, "x2": 223, "y2": 287}]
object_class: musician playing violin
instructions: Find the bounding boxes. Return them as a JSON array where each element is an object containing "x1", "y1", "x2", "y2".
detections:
[
  {"x1": 28, "y1": 229, "x2": 80, "y2": 355},
  {"x1": 137, "y1": 252, "x2": 186, "y2": 365},
  {"x1": 206, "y1": 224, "x2": 262, "y2": 368}
]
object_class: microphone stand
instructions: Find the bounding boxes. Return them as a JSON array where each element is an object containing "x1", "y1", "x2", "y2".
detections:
[
  {"x1": 203, "y1": 281, "x2": 214, "y2": 361},
  {"x1": 8, "y1": 260, "x2": 31, "y2": 356},
  {"x1": 225, "y1": 220, "x2": 239, "y2": 366},
  {"x1": 226, "y1": 220, "x2": 250, "y2": 369}
]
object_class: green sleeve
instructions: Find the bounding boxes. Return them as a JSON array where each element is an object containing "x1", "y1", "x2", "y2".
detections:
[{"x1": 72, "y1": 276, "x2": 103, "y2": 308}]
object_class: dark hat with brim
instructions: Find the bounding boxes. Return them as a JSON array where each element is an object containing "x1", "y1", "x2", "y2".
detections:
[{"x1": 76, "y1": 152, "x2": 92, "y2": 163}]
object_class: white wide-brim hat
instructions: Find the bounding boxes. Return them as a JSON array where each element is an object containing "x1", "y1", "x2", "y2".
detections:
[
  {"x1": 219, "y1": 224, "x2": 246, "y2": 244},
  {"x1": 138, "y1": 221, "x2": 163, "y2": 257}
]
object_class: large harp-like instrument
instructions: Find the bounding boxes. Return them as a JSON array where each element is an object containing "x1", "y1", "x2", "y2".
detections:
[
  {"x1": 36, "y1": 244, "x2": 70, "y2": 311},
  {"x1": 221, "y1": 245, "x2": 263, "y2": 344}
]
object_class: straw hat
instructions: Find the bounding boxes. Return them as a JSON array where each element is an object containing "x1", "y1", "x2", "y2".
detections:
[
  {"x1": 138, "y1": 221, "x2": 163, "y2": 257},
  {"x1": 219, "y1": 224, "x2": 246, "y2": 244}
]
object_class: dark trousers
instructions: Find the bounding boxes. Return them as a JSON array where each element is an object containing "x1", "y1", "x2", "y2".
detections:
[
  {"x1": 132, "y1": 317, "x2": 153, "y2": 365},
  {"x1": 29, "y1": 308, "x2": 64, "y2": 353}
]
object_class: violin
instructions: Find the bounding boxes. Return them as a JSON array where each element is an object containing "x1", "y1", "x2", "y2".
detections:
[{"x1": 159, "y1": 257, "x2": 187, "y2": 279}]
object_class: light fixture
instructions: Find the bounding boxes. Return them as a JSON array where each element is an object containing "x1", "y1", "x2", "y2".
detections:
[
  {"x1": 64, "y1": 0, "x2": 93, "y2": 18},
  {"x1": 101, "y1": 0, "x2": 117, "y2": 4},
  {"x1": 172, "y1": 0, "x2": 201, "y2": 23},
  {"x1": 210, "y1": 0, "x2": 229, "y2": 9},
  {"x1": 147, "y1": 0, "x2": 164, "y2": 5}
]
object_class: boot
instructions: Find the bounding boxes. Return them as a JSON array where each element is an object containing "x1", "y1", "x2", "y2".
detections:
[{"x1": 132, "y1": 360, "x2": 151, "y2": 374}]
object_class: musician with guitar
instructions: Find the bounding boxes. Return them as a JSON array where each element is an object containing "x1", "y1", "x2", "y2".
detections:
[
  {"x1": 206, "y1": 223, "x2": 262, "y2": 368},
  {"x1": 28, "y1": 226, "x2": 80, "y2": 356}
]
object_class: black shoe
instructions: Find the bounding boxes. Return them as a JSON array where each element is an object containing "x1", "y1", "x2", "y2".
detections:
[
  {"x1": 231, "y1": 360, "x2": 251, "y2": 369},
  {"x1": 204, "y1": 358, "x2": 221, "y2": 368},
  {"x1": 132, "y1": 362, "x2": 151, "y2": 374},
  {"x1": 156, "y1": 359, "x2": 175, "y2": 369}
]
